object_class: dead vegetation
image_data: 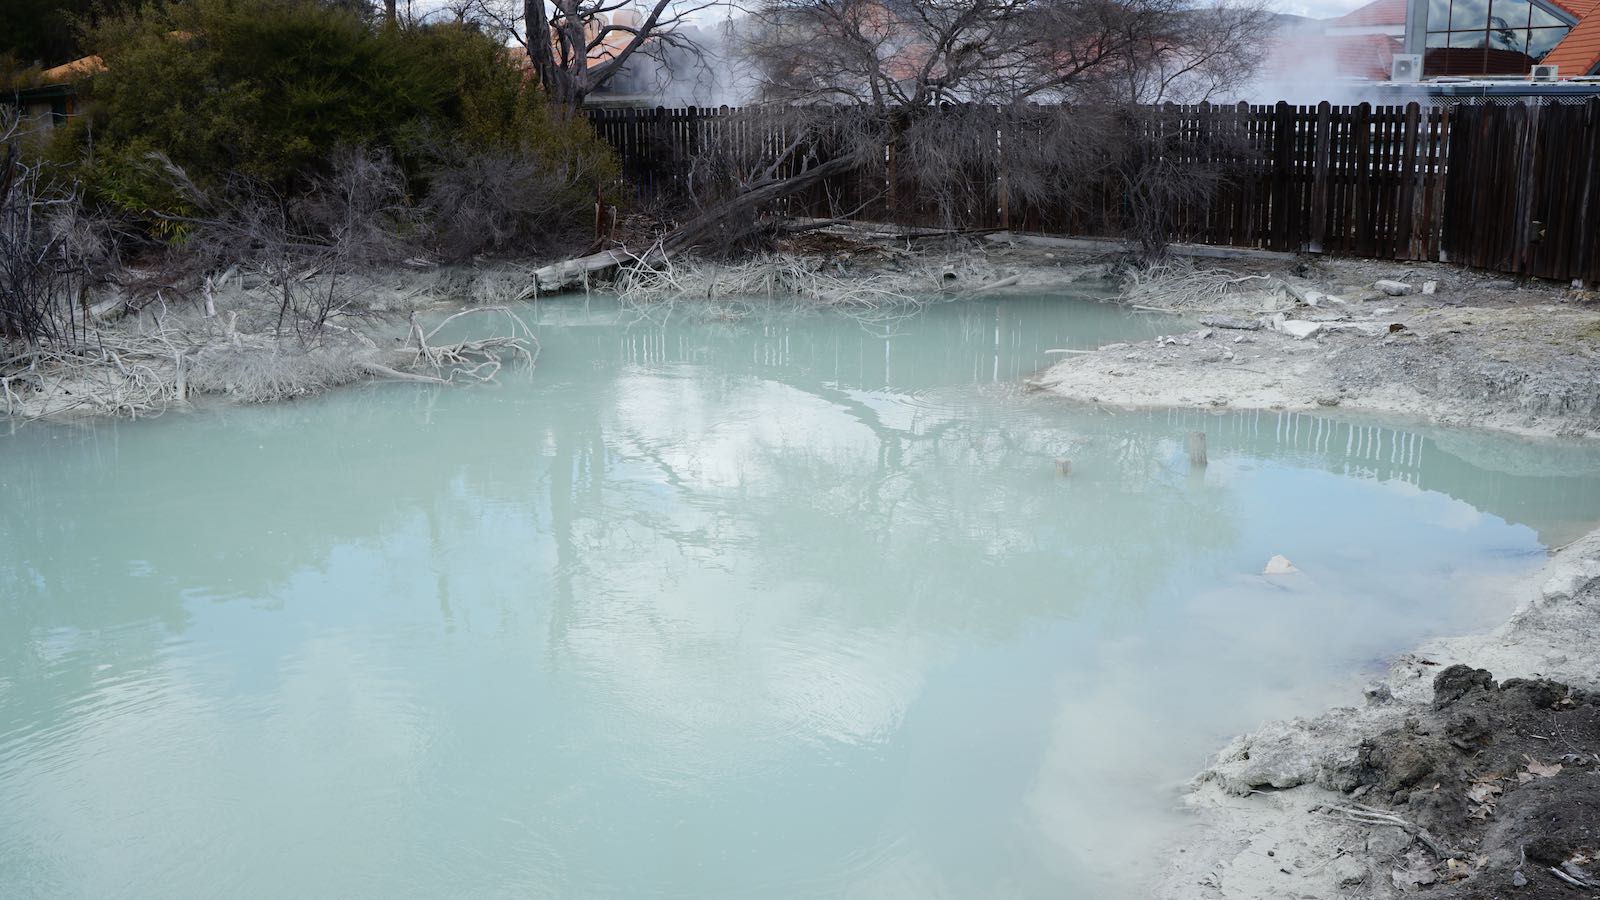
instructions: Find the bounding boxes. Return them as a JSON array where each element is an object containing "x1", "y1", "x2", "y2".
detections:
[
  {"x1": 0, "y1": 124, "x2": 540, "y2": 421},
  {"x1": 1121, "y1": 260, "x2": 1283, "y2": 310}
]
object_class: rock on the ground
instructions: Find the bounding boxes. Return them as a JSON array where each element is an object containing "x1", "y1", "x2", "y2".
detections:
[
  {"x1": 1199, "y1": 315, "x2": 1262, "y2": 331},
  {"x1": 1264, "y1": 554, "x2": 1299, "y2": 575},
  {"x1": 1278, "y1": 320, "x2": 1323, "y2": 340},
  {"x1": 1375, "y1": 279, "x2": 1415, "y2": 296}
]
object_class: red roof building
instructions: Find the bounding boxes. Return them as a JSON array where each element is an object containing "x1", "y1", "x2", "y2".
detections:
[
  {"x1": 1268, "y1": 0, "x2": 1598, "y2": 81},
  {"x1": 1541, "y1": 0, "x2": 1600, "y2": 74}
]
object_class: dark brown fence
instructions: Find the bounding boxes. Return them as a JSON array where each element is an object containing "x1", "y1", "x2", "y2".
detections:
[{"x1": 587, "y1": 100, "x2": 1600, "y2": 282}]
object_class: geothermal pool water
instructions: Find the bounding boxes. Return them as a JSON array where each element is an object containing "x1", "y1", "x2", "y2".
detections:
[{"x1": 4, "y1": 291, "x2": 1600, "y2": 899}]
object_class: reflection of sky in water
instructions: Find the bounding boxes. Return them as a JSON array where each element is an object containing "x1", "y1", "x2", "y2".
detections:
[{"x1": 4, "y1": 292, "x2": 1600, "y2": 899}]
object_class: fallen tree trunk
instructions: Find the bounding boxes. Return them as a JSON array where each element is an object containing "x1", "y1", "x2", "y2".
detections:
[
  {"x1": 663, "y1": 156, "x2": 858, "y2": 255},
  {"x1": 532, "y1": 248, "x2": 631, "y2": 293},
  {"x1": 529, "y1": 155, "x2": 859, "y2": 297}
]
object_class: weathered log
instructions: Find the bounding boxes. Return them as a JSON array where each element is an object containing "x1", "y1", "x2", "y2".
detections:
[{"x1": 531, "y1": 249, "x2": 630, "y2": 293}]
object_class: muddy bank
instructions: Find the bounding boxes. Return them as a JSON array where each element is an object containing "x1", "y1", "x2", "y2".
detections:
[
  {"x1": 1160, "y1": 530, "x2": 1600, "y2": 899},
  {"x1": 1031, "y1": 256, "x2": 1600, "y2": 439}
]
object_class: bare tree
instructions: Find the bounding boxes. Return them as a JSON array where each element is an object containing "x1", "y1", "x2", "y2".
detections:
[
  {"x1": 647, "y1": 0, "x2": 1270, "y2": 258},
  {"x1": 740, "y1": 0, "x2": 1268, "y2": 109},
  {"x1": 461, "y1": 0, "x2": 727, "y2": 108}
]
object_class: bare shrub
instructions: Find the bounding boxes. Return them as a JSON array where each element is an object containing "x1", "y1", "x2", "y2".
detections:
[
  {"x1": 0, "y1": 115, "x2": 109, "y2": 348},
  {"x1": 152, "y1": 148, "x2": 420, "y2": 340},
  {"x1": 187, "y1": 341, "x2": 368, "y2": 402},
  {"x1": 1121, "y1": 259, "x2": 1280, "y2": 309},
  {"x1": 419, "y1": 145, "x2": 596, "y2": 261},
  {"x1": 666, "y1": 105, "x2": 887, "y2": 255}
]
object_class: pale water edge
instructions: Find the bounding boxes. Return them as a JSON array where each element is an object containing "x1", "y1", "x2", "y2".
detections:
[{"x1": 4, "y1": 290, "x2": 1600, "y2": 899}]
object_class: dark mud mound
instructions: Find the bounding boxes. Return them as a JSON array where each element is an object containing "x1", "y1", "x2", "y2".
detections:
[{"x1": 1349, "y1": 665, "x2": 1600, "y2": 897}]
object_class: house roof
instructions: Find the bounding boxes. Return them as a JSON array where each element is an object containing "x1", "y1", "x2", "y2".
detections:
[
  {"x1": 1329, "y1": 0, "x2": 1588, "y2": 28},
  {"x1": 1265, "y1": 32, "x2": 1400, "y2": 80},
  {"x1": 41, "y1": 55, "x2": 105, "y2": 83},
  {"x1": 1546, "y1": 0, "x2": 1592, "y2": 19},
  {"x1": 1332, "y1": 0, "x2": 1407, "y2": 27},
  {"x1": 1542, "y1": 0, "x2": 1600, "y2": 74},
  {"x1": 1328, "y1": 0, "x2": 1600, "y2": 78}
]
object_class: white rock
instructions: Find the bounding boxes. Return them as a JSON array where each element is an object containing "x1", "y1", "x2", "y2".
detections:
[
  {"x1": 1421, "y1": 280, "x2": 1438, "y2": 295},
  {"x1": 1233, "y1": 336, "x2": 1245, "y2": 344},
  {"x1": 1264, "y1": 555, "x2": 1300, "y2": 575},
  {"x1": 1223, "y1": 350, "x2": 1235, "y2": 360},
  {"x1": 1279, "y1": 320, "x2": 1323, "y2": 340},
  {"x1": 1373, "y1": 307, "x2": 1395, "y2": 316},
  {"x1": 1375, "y1": 279, "x2": 1414, "y2": 296}
]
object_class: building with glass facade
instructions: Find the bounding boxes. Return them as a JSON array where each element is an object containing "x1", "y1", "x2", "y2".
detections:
[{"x1": 1415, "y1": 0, "x2": 1594, "y2": 76}]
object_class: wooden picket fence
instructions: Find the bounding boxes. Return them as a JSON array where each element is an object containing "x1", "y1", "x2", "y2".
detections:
[{"x1": 586, "y1": 100, "x2": 1600, "y2": 282}]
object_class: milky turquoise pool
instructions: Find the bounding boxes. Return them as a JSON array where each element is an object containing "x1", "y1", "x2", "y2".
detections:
[{"x1": 4, "y1": 290, "x2": 1599, "y2": 898}]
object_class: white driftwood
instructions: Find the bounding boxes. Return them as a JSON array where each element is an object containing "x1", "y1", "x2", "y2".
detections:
[
  {"x1": 532, "y1": 249, "x2": 630, "y2": 293},
  {"x1": 359, "y1": 362, "x2": 449, "y2": 384}
]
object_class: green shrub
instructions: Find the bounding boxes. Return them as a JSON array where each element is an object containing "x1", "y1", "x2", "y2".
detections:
[{"x1": 52, "y1": 0, "x2": 615, "y2": 251}]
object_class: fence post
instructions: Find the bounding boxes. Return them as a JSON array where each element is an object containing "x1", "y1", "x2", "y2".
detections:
[
  {"x1": 1579, "y1": 100, "x2": 1600, "y2": 283},
  {"x1": 1272, "y1": 101, "x2": 1294, "y2": 251},
  {"x1": 1397, "y1": 102, "x2": 1421, "y2": 259},
  {"x1": 1310, "y1": 101, "x2": 1331, "y2": 254},
  {"x1": 1353, "y1": 103, "x2": 1373, "y2": 257}
]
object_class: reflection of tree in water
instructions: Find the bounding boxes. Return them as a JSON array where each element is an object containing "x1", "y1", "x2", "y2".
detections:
[
  {"x1": 8, "y1": 295, "x2": 1600, "y2": 745},
  {"x1": 540, "y1": 366, "x2": 1243, "y2": 650}
]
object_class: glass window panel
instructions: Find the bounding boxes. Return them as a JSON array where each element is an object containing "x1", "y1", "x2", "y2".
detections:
[
  {"x1": 1449, "y1": 0, "x2": 1489, "y2": 30},
  {"x1": 1527, "y1": 26, "x2": 1568, "y2": 60},
  {"x1": 1529, "y1": 5, "x2": 1566, "y2": 28},
  {"x1": 1428, "y1": 0, "x2": 1453, "y2": 30},
  {"x1": 1489, "y1": 0, "x2": 1533, "y2": 30},
  {"x1": 1451, "y1": 29, "x2": 1488, "y2": 46},
  {"x1": 1489, "y1": 25, "x2": 1528, "y2": 52},
  {"x1": 1427, "y1": 31, "x2": 1452, "y2": 47},
  {"x1": 1423, "y1": 47, "x2": 1461, "y2": 76}
]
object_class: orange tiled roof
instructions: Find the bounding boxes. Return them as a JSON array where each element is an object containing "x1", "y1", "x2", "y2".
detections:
[
  {"x1": 1545, "y1": 0, "x2": 1593, "y2": 19},
  {"x1": 1332, "y1": 0, "x2": 1407, "y2": 27},
  {"x1": 1542, "y1": 0, "x2": 1600, "y2": 74},
  {"x1": 41, "y1": 55, "x2": 105, "y2": 82},
  {"x1": 1264, "y1": 32, "x2": 1400, "y2": 80}
]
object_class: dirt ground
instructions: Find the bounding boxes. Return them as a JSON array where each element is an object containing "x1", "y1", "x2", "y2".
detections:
[
  {"x1": 1018, "y1": 248, "x2": 1600, "y2": 439},
  {"x1": 1161, "y1": 529, "x2": 1600, "y2": 900}
]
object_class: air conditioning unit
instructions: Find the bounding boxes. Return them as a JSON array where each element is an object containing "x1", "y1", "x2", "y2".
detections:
[
  {"x1": 1391, "y1": 54, "x2": 1422, "y2": 83},
  {"x1": 1531, "y1": 64, "x2": 1559, "y2": 81}
]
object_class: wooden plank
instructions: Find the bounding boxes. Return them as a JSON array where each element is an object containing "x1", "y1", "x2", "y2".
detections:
[{"x1": 1397, "y1": 102, "x2": 1420, "y2": 259}]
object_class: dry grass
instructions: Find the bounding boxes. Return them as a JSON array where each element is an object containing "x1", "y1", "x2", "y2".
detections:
[
  {"x1": 609, "y1": 249, "x2": 1027, "y2": 330},
  {"x1": 2, "y1": 275, "x2": 540, "y2": 421},
  {"x1": 1120, "y1": 261, "x2": 1285, "y2": 312}
]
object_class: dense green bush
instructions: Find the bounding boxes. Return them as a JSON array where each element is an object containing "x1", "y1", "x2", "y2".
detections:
[{"x1": 50, "y1": 0, "x2": 615, "y2": 254}]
